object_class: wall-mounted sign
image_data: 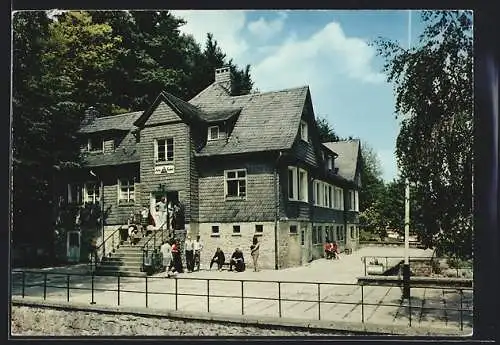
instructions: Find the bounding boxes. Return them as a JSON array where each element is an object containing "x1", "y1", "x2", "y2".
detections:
[{"x1": 154, "y1": 165, "x2": 175, "y2": 174}]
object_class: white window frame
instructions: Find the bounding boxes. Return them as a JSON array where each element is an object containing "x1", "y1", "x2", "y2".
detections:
[
  {"x1": 349, "y1": 190, "x2": 356, "y2": 211},
  {"x1": 154, "y1": 138, "x2": 174, "y2": 163},
  {"x1": 355, "y1": 190, "x2": 359, "y2": 212},
  {"x1": 224, "y1": 169, "x2": 247, "y2": 199},
  {"x1": 211, "y1": 225, "x2": 220, "y2": 236},
  {"x1": 323, "y1": 183, "x2": 328, "y2": 207},
  {"x1": 299, "y1": 120, "x2": 308, "y2": 142},
  {"x1": 87, "y1": 137, "x2": 104, "y2": 152},
  {"x1": 327, "y1": 156, "x2": 333, "y2": 170},
  {"x1": 328, "y1": 185, "x2": 333, "y2": 208},
  {"x1": 340, "y1": 188, "x2": 344, "y2": 210},
  {"x1": 208, "y1": 126, "x2": 219, "y2": 141},
  {"x1": 117, "y1": 178, "x2": 135, "y2": 204},
  {"x1": 298, "y1": 168, "x2": 308, "y2": 202},
  {"x1": 83, "y1": 182, "x2": 100, "y2": 203},
  {"x1": 288, "y1": 167, "x2": 298, "y2": 201}
]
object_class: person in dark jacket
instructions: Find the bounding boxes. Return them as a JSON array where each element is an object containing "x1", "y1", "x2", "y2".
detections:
[
  {"x1": 209, "y1": 247, "x2": 225, "y2": 271},
  {"x1": 229, "y1": 248, "x2": 245, "y2": 272}
]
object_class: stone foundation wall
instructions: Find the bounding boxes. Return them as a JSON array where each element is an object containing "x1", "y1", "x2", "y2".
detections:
[{"x1": 197, "y1": 222, "x2": 276, "y2": 270}]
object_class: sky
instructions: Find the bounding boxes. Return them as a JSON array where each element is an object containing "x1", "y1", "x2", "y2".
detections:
[{"x1": 170, "y1": 10, "x2": 428, "y2": 183}]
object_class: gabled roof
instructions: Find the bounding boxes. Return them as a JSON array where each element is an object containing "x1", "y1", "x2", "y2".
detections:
[
  {"x1": 201, "y1": 108, "x2": 242, "y2": 122},
  {"x1": 81, "y1": 131, "x2": 140, "y2": 167},
  {"x1": 134, "y1": 91, "x2": 205, "y2": 128},
  {"x1": 78, "y1": 111, "x2": 143, "y2": 134},
  {"x1": 191, "y1": 86, "x2": 310, "y2": 156},
  {"x1": 322, "y1": 140, "x2": 361, "y2": 182}
]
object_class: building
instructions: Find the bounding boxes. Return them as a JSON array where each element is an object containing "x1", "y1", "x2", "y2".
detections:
[{"x1": 58, "y1": 67, "x2": 362, "y2": 269}]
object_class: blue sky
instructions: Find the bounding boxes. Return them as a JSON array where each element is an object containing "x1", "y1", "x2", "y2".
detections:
[{"x1": 171, "y1": 10, "x2": 427, "y2": 182}]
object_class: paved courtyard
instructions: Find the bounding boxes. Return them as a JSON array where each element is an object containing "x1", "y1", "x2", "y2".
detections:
[{"x1": 10, "y1": 246, "x2": 473, "y2": 335}]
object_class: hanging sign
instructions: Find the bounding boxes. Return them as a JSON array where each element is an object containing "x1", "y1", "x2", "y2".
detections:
[{"x1": 154, "y1": 165, "x2": 175, "y2": 174}]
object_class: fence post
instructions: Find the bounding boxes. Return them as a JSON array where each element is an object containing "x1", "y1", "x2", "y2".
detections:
[
  {"x1": 207, "y1": 279, "x2": 210, "y2": 313},
  {"x1": 66, "y1": 274, "x2": 70, "y2": 302},
  {"x1": 91, "y1": 272, "x2": 95, "y2": 304},
  {"x1": 278, "y1": 282, "x2": 282, "y2": 318},
  {"x1": 317, "y1": 283, "x2": 321, "y2": 320},
  {"x1": 408, "y1": 288, "x2": 412, "y2": 327},
  {"x1": 241, "y1": 280, "x2": 244, "y2": 315},
  {"x1": 460, "y1": 289, "x2": 463, "y2": 331},
  {"x1": 145, "y1": 276, "x2": 148, "y2": 308},
  {"x1": 361, "y1": 284, "x2": 364, "y2": 323},
  {"x1": 363, "y1": 257, "x2": 367, "y2": 276},
  {"x1": 385, "y1": 257, "x2": 388, "y2": 270},
  {"x1": 43, "y1": 273, "x2": 47, "y2": 300},
  {"x1": 175, "y1": 278, "x2": 178, "y2": 311},
  {"x1": 117, "y1": 274, "x2": 121, "y2": 306},
  {"x1": 22, "y1": 271, "x2": 25, "y2": 298}
]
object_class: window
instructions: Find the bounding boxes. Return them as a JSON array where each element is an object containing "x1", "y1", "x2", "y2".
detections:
[
  {"x1": 312, "y1": 226, "x2": 318, "y2": 244},
  {"x1": 298, "y1": 169, "x2": 308, "y2": 202},
  {"x1": 323, "y1": 183, "x2": 328, "y2": 207},
  {"x1": 87, "y1": 137, "x2": 103, "y2": 152},
  {"x1": 289, "y1": 225, "x2": 298, "y2": 234},
  {"x1": 255, "y1": 224, "x2": 263, "y2": 234},
  {"x1": 329, "y1": 185, "x2": 333, "y2": 208},
  {"x1": 208, "y1": 126, "x2": 219, "y2": 140},
  {"x1": 300, "y1": 230, "x2": 305, "y2": 246},
  {"x1": 350, "y1": 226, "x2": 355, "y2": 239},
  {"x1": 337, "y1": 225, "x2": 344, "y2": 242},
  {"x1": 355, "y1": 190, "x2": 359, "y2": 211},
  {"x1": 340, "y1": 189, "x2": 344, "y2": 210},
  {"x1": 289, "y1": 167, "x2": 308, "y2": 202},
  {"x1": 155, "y1": 138, "x2": 174, "y2": 163},
  {"x1": 67, "y1": 184, "x2": 83, "y2": 204},
  {"x1": 84, "y1": 182, "x2": 100, "y2": 203},
  {"x1": 314, "y1": 180, "x2": 321, "y2": 206},
  {"x1": 118, "y1": 179, "x2": 135, "y2": 204},
  {"x1": 232, "y1": 225, "x2": 241, "y2": 235},
  {"x1": 225, "y1": 169, "x2": 246, "y2": 198},
  {"x1": 288, "y1": 167, "x2": 298, "y2": 200},
  {"x1": 211, "y1": 226, "x2": 220, "y2": 236},
  {"x1": 349, "y1": 190, "x2": 358, "y2": 211},
  {"x1": 327, "y1": 156, "x2": 333, "y2": 170},
  {"x1": 299, "y1": 120, "x2": 308, "y2": 141},
  {"x1": 318, "y1": 226, "x2": 323, "y2": 243}
]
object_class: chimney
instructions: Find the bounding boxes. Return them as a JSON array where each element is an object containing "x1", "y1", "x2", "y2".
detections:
[
  {"x1": 82, "y1": 106, "x2": 99, "y2": 125},
  {"x1": 214, "y1": 66, "x2": 231, "y2": 86}
]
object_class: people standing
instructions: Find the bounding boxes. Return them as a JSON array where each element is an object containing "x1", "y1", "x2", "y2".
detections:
[
  {"x1": 184, "y1": 235, "x2": 195, "y2": 272},
  {"x1": 160, "y1": 240, "x2": 172, "y2": 276},
  {"x1": 250, "y1": 236, "x2": 260, "y2": 272},
  {"x1": 229, "y1": 248, "x2": 245, "y2": 272},
  {"x1": 209, "y1": 247, "x2": 225, "y2": 271},
  {"x1": 193, "y1": 235, "x2": 203, "y2": 271},
  {"x1": 167, "y1": 201, "x2": 174, "y2": 231},
  {"x1": 170, "y1": 239, "x2": 183, "y2": 275},
  {"x1": 156, "y1": 196, "x2": 167, "y2": 228}
]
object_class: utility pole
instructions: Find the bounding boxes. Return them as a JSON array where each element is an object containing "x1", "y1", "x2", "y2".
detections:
[{"x1": 402, "y1": 10, "x2": 412, "y2": 300}]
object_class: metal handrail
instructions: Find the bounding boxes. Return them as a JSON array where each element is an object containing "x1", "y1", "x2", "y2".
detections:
[
  {"x1": 141, "y1": 221, "x2": 168, "y2": 270},
  {"x1": 91, "y1": 226, "x2": 121, "y2": 272}
]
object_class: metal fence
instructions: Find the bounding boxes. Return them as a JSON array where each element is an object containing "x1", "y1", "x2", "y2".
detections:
[
  {"x1": 10, "y1": 270, "x2": 473, "y2": 331},
  {"x1": 361, "y1": 256, "x2": 473, "y2": 278}
]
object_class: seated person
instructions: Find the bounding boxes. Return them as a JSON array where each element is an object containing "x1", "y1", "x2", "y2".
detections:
[
  {"x1": 324, "y1": 240, "x2": 334, "y2": 259},
  {"x1": 129, "y1": 226, "x2": 141, "y2": 245},
  {"x1": 209, "y1": 247, "x2": 225, "y2": 271},
  {"x1": 229, "y1": 248, "x2": 245, "y2": 272},
  {"x1": 331, "y1": 241, "x2": 340, "y2": 259}
]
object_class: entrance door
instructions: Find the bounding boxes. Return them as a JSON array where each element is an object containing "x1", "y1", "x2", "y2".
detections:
[
  {"x1": 67, "y1": 231, "x2": 81, "y2": 263},
  {"x1": 300, "y1": 225, "x2": 309, "y2": 265}
]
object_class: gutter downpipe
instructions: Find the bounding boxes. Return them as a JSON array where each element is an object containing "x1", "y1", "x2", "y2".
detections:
[{"x1": 274, "y1": 151, "x2": 283, "y2": 270}]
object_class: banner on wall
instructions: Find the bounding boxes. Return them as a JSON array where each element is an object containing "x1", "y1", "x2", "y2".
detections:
[{"x1": 154, "y1": 165, "x2": 175, "y2": 174}]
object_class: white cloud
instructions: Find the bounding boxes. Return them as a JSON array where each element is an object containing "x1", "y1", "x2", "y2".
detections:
[
  {"x1": 170, "y1": 10, "x2": 248, "y2": 62},
  {"x1": 252, "y1": 21, "x2": 385, "y2": 92},
  {"x1": 247, "y1": 12, "x2": 288, "y2": 42}
]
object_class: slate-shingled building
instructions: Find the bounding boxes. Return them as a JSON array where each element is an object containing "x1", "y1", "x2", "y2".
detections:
[{"x1": 63, "y1": 67, "x2": 361, "y2": 269}]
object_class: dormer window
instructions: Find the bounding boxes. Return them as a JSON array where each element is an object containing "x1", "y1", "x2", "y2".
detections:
[
  {"x1": 208, "y1": 126, "x2": 219, "y2": 141},
  {"x1": 87, "y1": 137, "x2": 103, "y2": 152},
  {"x1": 299, "y1": 120, "x2": 308, "y2": 142},
  {"x1": 327, "y1": 156, "x2": 333, "y2": 170}
]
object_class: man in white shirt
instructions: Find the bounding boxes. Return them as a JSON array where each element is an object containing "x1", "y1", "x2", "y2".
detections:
[
  {"x1": 193, "y1": 235, "x2": 203, "y2": 271},
  {"x1": 160, "y1": 240, "x2": 172, "y2": 276}
]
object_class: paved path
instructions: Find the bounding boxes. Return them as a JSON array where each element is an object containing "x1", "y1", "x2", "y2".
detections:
[{"x1": 10, "y1": 246, "x2": 472, "y2": 335}]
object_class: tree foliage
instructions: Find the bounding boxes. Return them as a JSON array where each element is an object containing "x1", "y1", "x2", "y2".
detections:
[
  {"x1": 375, "y1": 11, "x2": 473, "y2": 259},
  {"x1": 12, "y1": 10, "x2": 255, "y2": 254}
]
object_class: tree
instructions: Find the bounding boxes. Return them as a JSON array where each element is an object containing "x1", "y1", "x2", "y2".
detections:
[
  {"x1": 316, "y1": 116, "x2": 340, "y2": 142},
  {"x1": 375, "y1": 11, "x2": 473, "y2": 259},
  {"x1": 358, "y1": 143, "x2": 385, "y2": 213}
]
